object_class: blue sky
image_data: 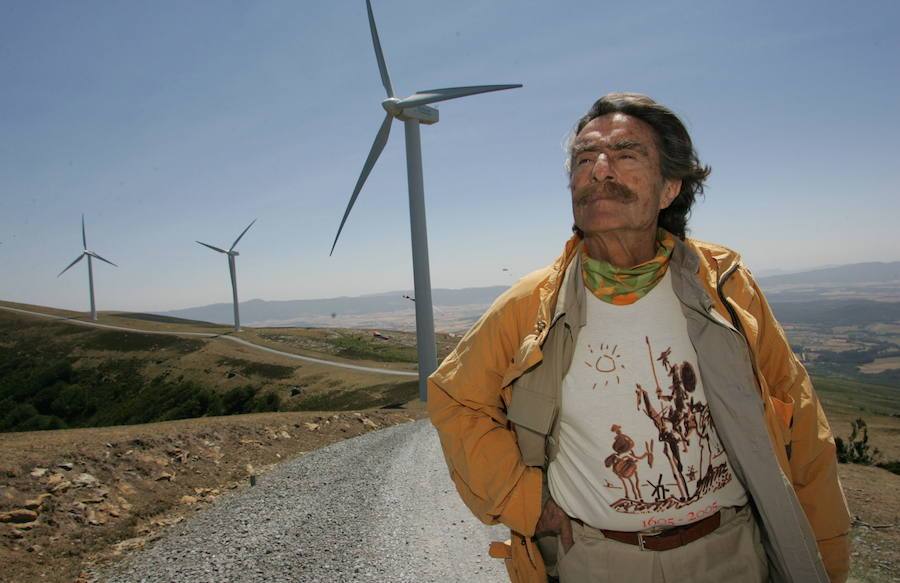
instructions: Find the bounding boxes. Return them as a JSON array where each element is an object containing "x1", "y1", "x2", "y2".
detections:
[{"x1": 2, "y1": 0, "x2": 898, "y2": 312}]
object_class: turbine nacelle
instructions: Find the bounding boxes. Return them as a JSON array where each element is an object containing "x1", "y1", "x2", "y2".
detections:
[
  {"x1": 397, "y1": 104, "x2": 439, "y2": 125},
  {"x1": 382, "y1": 98, "x2": 439, "y2": 124}
]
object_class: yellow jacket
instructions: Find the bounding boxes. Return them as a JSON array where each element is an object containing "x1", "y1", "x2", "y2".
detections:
[{"x1": 428, "y1": 235, "x2": 851, "y2": 583}]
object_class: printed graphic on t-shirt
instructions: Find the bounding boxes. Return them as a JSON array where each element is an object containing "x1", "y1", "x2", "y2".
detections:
[{"x1": 590, "y1": 336, "x2": 734, "y2": 514}]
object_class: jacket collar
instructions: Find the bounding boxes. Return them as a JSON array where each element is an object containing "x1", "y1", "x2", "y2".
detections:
[
  {"x1": 534, "y1": 234, "x2": 582, "y2": 335},
  {"x1": 552, "y1": 243, "x2": 586, "y2": 328},
  {"x1": 541, "y1": 233, "x2": 718, "y2": 332},
  {"x1": 670, "y1": 236, "x2": 714, "y2": 313}
]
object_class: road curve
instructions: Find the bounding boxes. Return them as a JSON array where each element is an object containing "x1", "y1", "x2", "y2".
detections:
[
  {"x1": 91, "y1": 420, "x2": 510, "y2": 583},
  {"x1": 0, "y1": 305, "x2": 418, "y2": 378}
]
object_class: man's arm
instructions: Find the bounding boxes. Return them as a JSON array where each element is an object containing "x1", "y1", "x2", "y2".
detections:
[
  {"x1": 427, "y1": 294, "x2": 543, "y2": 537},
  {"x1": 747, "y1": 273, "x2": 852, "y2": 583}
]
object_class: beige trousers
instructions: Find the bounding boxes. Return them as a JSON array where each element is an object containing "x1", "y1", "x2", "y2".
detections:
[{"x1": 555, "y1": 506, "x2": 769, "y2": 583}]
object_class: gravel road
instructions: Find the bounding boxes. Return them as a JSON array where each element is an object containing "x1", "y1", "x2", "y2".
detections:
[{"x1": 92, "y1": 420, "x2": 510, "y2": 582}]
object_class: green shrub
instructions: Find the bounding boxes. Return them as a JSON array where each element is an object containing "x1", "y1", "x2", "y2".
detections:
[
  {"x1": 252, "y1": 391, "x2": 281, "y2": 412},
  {"x1": 835, "y1": 418, "x2": 880, "y2": 465},
  {"x1": 159, "y1": 386, "x2": 224, "y2": 421},
  {"x1": 34, "y1": 360, "x2": 74, "y2": 388},
  {"x1": 50, "y1": 384, "x2": 96, "y2": 421},
  {"x1": 1, "y1": 403, "x2": 40, "y2": 431},
  {"x1": 218, "y1": 357, "x2": 296, "y2": 380},
  {"x1": 222, "y1": 386, "x2": 258, "y2": 415},
  {"x1": 32, "y1": 382, "x2": 64, "y2": 413},
  {"x1": 16, "y1": 414, "x2": 67, "y2": 431}
]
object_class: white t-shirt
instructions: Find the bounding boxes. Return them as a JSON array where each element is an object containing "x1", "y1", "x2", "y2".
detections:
[{"x1": 547, "y1": 270, "x2": 748, "y2": 531}]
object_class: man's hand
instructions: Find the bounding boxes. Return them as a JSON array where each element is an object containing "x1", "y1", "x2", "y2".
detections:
[{"x1": 535, "y1": 497, "x2": 574, "y2": 553}]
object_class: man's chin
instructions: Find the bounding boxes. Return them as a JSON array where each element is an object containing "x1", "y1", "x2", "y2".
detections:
[{"x1": 578, "y1": 225, "x2": 627, "y2": 237}]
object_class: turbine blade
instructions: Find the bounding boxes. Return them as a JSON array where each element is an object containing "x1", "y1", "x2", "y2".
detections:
[
  {"x1": 58, "y1": 253, "x2": 85, "y2": 277},
  {"x1": 89, "y1": 252, "x2": 118, "y2": 267},
  {"x1": 230, "y1": 219, "x2": 257, "y2": 251},
  {"x1": 197, "y1": 241, "x2": 228, "y2": 254},
  {"x1": 330, "y1": 113, "x2": 393, "y2": 256},
  {"x1": 81, "y1": 214, "x2": 87, "y2": 249},
  {"x1": 366, "y1": 0, "x2": 394, "y2": 98},
  {"x1": 398, "y1": 84, "x2": 522, "y2": 109}
]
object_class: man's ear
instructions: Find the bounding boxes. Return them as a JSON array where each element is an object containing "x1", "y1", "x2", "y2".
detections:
[{"x1": 659, "y1": 179, "x2": 681, "y2": 210}]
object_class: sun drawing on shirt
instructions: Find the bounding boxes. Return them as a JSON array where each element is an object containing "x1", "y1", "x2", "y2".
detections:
[{"x1": 584, "y1": 343, "x2": 626, "y2": 389}]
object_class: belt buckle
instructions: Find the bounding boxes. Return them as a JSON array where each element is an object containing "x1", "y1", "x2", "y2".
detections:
[{"x1": 637, "y1": 526, "x2": 665, "y2": 551}]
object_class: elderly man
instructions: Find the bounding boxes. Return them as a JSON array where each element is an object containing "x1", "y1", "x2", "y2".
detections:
[{"x1": 428, "y1": 93, "x2": 850, "y2": 583}]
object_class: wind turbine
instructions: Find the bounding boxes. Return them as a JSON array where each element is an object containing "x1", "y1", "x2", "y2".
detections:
[
  {"x1": 58, "y1": 215, "x2": 118, "y2": 321},
  {"x1": 196, "y1": 219, "x2": 256, "y2": 332},
  {"x1": 330, "y1": 0, "x2": 522, "y2": 400}
]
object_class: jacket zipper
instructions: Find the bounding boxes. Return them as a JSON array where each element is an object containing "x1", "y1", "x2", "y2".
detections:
[
  {"x1": 716, "y1": 262, "x2": 744, "y2": 334},
  {"x1": 715, "y1": 262, "x2": 762, "y2": 383}
]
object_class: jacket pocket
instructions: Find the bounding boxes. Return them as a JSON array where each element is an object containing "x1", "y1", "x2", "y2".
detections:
[{"x1": 508, "y1": 388, "x2": 557, "y2": 467}]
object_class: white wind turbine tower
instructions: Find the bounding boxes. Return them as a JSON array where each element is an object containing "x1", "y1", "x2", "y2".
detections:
[
  {"x1": 330, "y1": 0, "x2": 522, "y2": 401},
  {"x1": 196, "y1": 219, "x2": 256, "y2": 332},
  {"x1": 58, "y1": 215, "x2": 118, "y2": 322}
]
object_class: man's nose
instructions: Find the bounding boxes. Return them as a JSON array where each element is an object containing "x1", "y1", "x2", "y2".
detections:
[{"x1": 591, "y1": 154, "x2": 614, "y2": 181}]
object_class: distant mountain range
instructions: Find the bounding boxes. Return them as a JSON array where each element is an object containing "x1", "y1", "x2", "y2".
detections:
[
  {"x1": 158, "y1": 286, "x2": 508, "y2": 332},
  {"x1": 757, "y1": 261, "x2": 900, "y2": 286},
  {"x1": 156, "y1": 261, "x2": 900, "y2": 331},
  {"x1": 758, "y1": 261, "x2": 900, "y2": 304}
]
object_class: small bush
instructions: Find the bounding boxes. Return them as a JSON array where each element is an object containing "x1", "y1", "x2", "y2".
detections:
[
  {"x1": 16, "y1": 414, "x2": 67, "y2": 431},
  {"x1": 222, "y1": 386, "x2": 258, "y2": 415},
  {"x1": 1, "y1": 403, "x2": 40, "y2": 431},
  {"x1": 252, "y1": 391, "x2": 281, "y2": 412},
  {"x1": 218, "y1": 357, "x2": 296, "y2": 380},
  {"x1": 835, "y1": 418, "x2": 880, "y2": 465}
]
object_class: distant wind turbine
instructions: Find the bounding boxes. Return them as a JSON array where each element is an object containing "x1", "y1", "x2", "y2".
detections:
[
  {"x1": 58, "y1": 215, "x2": 118, "y2": 322},
  {"x1": 196, "y1": 220, "x2": 256, "y2": 332},
  {"x1": 330, "y1": 0, "x2": 522, "y2": 400}
]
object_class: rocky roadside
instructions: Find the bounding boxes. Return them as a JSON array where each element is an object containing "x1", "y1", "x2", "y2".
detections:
[{"x1": 0, "y1": 407, "x2": 426, "y2": 583}]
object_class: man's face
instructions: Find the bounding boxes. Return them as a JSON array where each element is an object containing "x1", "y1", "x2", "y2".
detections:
[{"x1": 570, "y1": 113, "x2": 680, "y2": 237}]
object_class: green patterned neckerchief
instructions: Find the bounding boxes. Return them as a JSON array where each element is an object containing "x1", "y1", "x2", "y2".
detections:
[{"x1": 581, "y1": 229, "x2": 676, "y2": 305}]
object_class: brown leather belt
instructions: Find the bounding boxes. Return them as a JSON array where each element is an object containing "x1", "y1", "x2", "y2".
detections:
[{"x1": 573, "y1": 511, "x2": 722, "y2": 552}]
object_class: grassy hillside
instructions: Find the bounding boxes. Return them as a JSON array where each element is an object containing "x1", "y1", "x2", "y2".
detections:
[
  {"x1": 812, "y1": 375, "x2": 900, "y2": 464},
  {"x1": 813, "y1": 375, "x2": 900, "y2": 418},
  {"x1": 0, "y1": 309, "x2": 429, "y2": 433}
]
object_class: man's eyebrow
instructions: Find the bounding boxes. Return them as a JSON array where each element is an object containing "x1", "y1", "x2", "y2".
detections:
[
  {"x1": 610, "y1": 140, "x2": 649, "y2": 155},
  {"x1": 571, "y1": 141, "x2": 599, "y2": 156},
  {"x1": 571, "y1": 139, "x2": 649, "y2": 156}
]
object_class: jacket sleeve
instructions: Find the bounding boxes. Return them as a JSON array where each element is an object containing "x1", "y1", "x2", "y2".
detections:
[
  {"x1": 427, "y1": 294, "x2": 543, "y2": 537},
  {"x1": 748, "y1": 274, "x2": 852, "y2": 583}
]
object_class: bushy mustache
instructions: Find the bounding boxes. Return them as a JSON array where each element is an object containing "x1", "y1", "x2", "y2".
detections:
[{"x1": 574, "y1": 181, "x2": 636, "y2": 206}]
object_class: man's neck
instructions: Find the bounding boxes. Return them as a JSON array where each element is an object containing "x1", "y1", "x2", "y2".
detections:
[{"x1": 583, "y1": 228, "x2": 658, "y2": 268}]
